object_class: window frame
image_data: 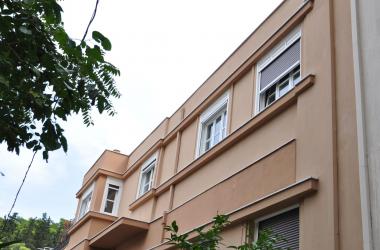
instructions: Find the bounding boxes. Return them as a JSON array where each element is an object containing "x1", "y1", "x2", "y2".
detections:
[
  {"x1": 100, "y1": 177, "x2": 123, "y2": 216},
  {"x1": 255, "y1": 27, "x2": 302, "y2": 114},
  {"x1": 253, "y1": 204, "x2": 299, "y2": 242},
  {"x1": 196, "y1": 92, "x2": 229, "y2": 157},
  {"x1": 77, "y1": 183, "x2": 94, "y2": 220},
  {"x1": 136, "y1": 153, "x2": 158, "y2": 199}
]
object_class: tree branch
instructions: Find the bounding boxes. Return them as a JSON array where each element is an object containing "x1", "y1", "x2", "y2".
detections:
[{"x1": 81, "y1": 0, "x2": 100, "y2": 43}]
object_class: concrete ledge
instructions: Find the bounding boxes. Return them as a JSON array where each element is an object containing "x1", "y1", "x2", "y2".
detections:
[
  {"x1": 90, "y1": 217, "x2": 149, "y2": 249},
  {"x1": 151, "y1": 177, "x2": 318, "y2": 250}
]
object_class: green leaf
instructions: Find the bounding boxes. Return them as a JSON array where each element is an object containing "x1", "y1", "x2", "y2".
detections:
[
  {"x1": 171, "y1": 221, "x2": 178, "y2": 233},
  {"x1": 60, "y1": 136, "x2": 68, "y2": 152},
  {"x1": 42, "y1": 151, "x2": 49, "y2": 161},
  {"x1": 0, "y1": 74, "x2": 9, "y2": 87},
  {"x1": 92, "y1": 31, "x2": 112, "y2": 51},
  {"x1": 19, "y1": 26, "x2": 32, "y2": 35}
]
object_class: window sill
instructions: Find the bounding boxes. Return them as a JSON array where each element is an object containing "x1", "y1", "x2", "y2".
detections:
[
  {"x1": 129, "y1": 188, "x2": 156, "y2": 211},
  {"x1": 68, "y1": 211, "x2": 117, "y2": 235},
  {"x1": 127, "y1": 74, "x2": 315, "y2": 211},
  {"x1": 152, "y1": 177, "x2": 318, "y2": 250},
  {"x1": 156, "y1": 74, "x2": 315, "y2": 196},
  {"x1": 75, "y1": 1, "x2": 315, "y2": 200}
]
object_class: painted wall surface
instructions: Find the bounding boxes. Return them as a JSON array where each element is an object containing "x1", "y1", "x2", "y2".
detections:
[
  {"x1": 153, "y1": 189, "x2": 170, "y2": 220},
  {"x1": 128, "y1": 120, "x2": 166, "y2": 167},
  {"x1": 66, "y1": 220, "x2": 91, "y2": 250},
  {"x1": 158, "y1": 139, "x2": 177, "y2": 185},
  {"x1": 90, "y1": 175, "x2": 107, "y2": 212},
  {"x1": 173, "y1": 106, "x2": 296, "y2": 208},
  {"x1": 230, "y1": 68, "x2": 255, "y2": 132},
  {"x1": 333, "y1": 0, "x2": 364, "y2": 249},
  {"x1": 118, "y1": 170, "x2": 140, "y2": 217},
  {"x1": 168, "y1": 142, "x2": 296, "y2": 234},
  {"x1": 82, "y1": 151, "x2": 128, "y2": 185},
  {"x1": 177, "y1": 120, "x2": 198, "y2": 171},
  {"x1": 220, "y1": 223, "x2": 246, "y2": 249}
]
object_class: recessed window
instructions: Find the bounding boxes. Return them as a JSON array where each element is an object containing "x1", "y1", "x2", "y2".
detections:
[
  {"x1": 77, "y1": 184, "x2": 94, "y2": 220},
  {"x1": 254, "y1": 207, "x2": 299, "y2": 250},
  {"x1": 256, "y1": 28, "x2": 301, "y2": 112},
  {"x1": 137, "y1": 155, "x2": 157, "y2": 198},
  {"x1": 101, "y1": 178, "x2": 122, "y2": 215},
  {"x1": 197, "y1": 92, "x2": 229, "y2": 156}
]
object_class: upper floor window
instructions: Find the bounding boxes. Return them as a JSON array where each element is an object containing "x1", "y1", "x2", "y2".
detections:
[
  {"x1": 256, "y1": 28, "x2": 301, "y2": 112},
  {"x1": 78, "y1": 184, "x2": 94, "y2": 220},
  {"x1": 196, "y1": 92, "x2": 229, "y2": 156},
  {"x1": 101, "y1": 178, "x2": 122, "y2": 215},
  {"x1": 137, "y1": 154, "x2": 157, "y2": 198}
]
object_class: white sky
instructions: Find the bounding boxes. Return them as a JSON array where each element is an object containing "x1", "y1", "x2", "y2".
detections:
[{"x1": 0, "y1": 0, "x2": 282, "y2": 221}]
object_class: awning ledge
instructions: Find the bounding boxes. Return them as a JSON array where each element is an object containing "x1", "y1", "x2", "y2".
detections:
[{"x1": 90, "y1": 217, "x2": 149, "y2": 248}]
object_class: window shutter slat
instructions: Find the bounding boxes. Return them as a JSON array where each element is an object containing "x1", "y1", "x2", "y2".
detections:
[
  {"x1": 258, "y1": 208, "x2": 299, "y2": 250},
  {"x1": 260, "y1": 40, "x2": 300, "y2": 91}
]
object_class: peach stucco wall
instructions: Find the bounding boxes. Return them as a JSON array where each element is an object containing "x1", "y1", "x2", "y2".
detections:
[
  {"x1": 176, "y1": 120, "x2": 198, "y2": 172},
  {"x1": 158, "y1": 139, "x2": 177, "y2": 185},
  {"x1": 168, "y1": 142, "x2": 296, "y2": 234},
  {"x1": 230, "y1": 68, "x2": 255, "y2": 132},
  {"x1": 66, "y1": 0, "x2": 365, "y2": 249},
  {"x1": 172, "y1": 105, "x2": 297, "y2": 208},
  {"x1": 82, "y1": 151, "x2": 128, "y2": 185}
]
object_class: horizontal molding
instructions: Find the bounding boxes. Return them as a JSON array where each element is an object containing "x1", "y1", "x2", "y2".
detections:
[
  {"x1": 123, "y1": 139, "x2": 164, "y2": 179},
  {"x1": 68, "y1": 211, "x2": 117, "y2": 235},
  {"x1": 129, "y1": 188, "x2": 156, "y2": 210},
  {"x1": 126, "y1": 74, "x2": 314, "y2": 210},
  {"x1": 76, "y1": 169, "x2": 123, "y2": 198},
  {"x1": 156, "y1": 75, "x2": 314, "y2": 196},
  {"x1": 161, "y1": 0, "x2": 314, "y2": 146},
  {"x1": 150, "y1": 177, "x2": 318, "y2": 250},
  {"x1": 90, "y1": 217, "x2": 149, "y2": 248},
  {"x1": 74, "y1": 0, "x2": 314, "y2": 200}
]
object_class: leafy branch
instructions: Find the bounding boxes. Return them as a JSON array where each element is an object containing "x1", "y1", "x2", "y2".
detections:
[
  {"x1": 165, "y1": 215, "x2": 290, "y2": 250},
  {"x1": 0, "y1": 0, "x2": 120, "y2": 161}
]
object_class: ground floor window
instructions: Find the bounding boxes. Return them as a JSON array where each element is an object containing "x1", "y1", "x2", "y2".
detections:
[{"x1": 254, "y1": 207, "x2": 299, "y2": 250}]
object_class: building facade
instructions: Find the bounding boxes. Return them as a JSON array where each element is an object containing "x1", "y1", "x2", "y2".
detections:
[{"x1": 64, "y1": 0, "x2": 373, "y2": 249}]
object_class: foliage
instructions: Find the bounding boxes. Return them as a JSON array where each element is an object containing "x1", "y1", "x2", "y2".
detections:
[
  {"x1": 0, "y1": 212, "x2": 69, "y2": 249},
  {"x1": 0, "y1": 0, "x2": 120, "y2": 160},
  {"x1": 165, "y1": 215, "x2": 229, "y2": 250},
  {"x1": 165, "y1": 215, "x2": 288, "y2": 250}
]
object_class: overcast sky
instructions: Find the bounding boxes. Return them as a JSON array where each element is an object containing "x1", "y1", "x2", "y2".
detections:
[{"x1": 0, "y1": 0, "x2": 282, "y2": 221}]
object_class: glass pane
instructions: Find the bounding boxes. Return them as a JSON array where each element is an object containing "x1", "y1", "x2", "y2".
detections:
[
  {"x1": 143, "y1": 182, "x2": 150, "y2": 193},
  {"x1": 206, "y1": 123, "x2": 213, "y2": 140},
  {"x1": 140, "y1": 169, "x2": 153, "y2": 195},
  {"x1": 214, "y1": 116, "x2": 222, "y2": 144},
  {"x1": 293, "y1": 69, "x2": 300, "y2": 84},
  {"x1": 106, "y1": 188, "x2": 118, "y2": 201},
  {"x1": 278, "y1": 79, "x2": 290, "y2": 97},
  {"x1": 109, "y1": 184, "x2": 119, "y2": 189},
  {"x1": 265, "y1": 85, "x2": 276, "y2": 107},
  {"x1": 204, "y1": 123, "x2": 213, "y2": 151},
  {"x1": 79, "y1": 193, "x2": 91, "y2": 218},
  {"x1": 221, "y1": 111, "x2": 227, "y2": 138},
  {"x1": 104, "y1": 200, "x2": 114, "y2": 213},
  {"x1": 205, "y1": 140, "x2": 211, "y2": 151}
]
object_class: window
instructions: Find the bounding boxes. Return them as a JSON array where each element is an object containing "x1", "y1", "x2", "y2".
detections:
[
  {"x1": 101, "y1": 178, "x2": 122, "y2": 215},
  {"x1": 256, "y1": 28, "x2": 301, "y2": 112},
  {"x1": 254, "y1": 207, "x2": 300, "y2": 250},
  {"x1": 77, "y1": 184, "x2": 94, "y2": 220},
  {"x1": 196, "y1": 92, "x2": 229, "y2": 156},
  {"x1": 137, "y1": 154, "x2": 157, "y2": 198}
]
